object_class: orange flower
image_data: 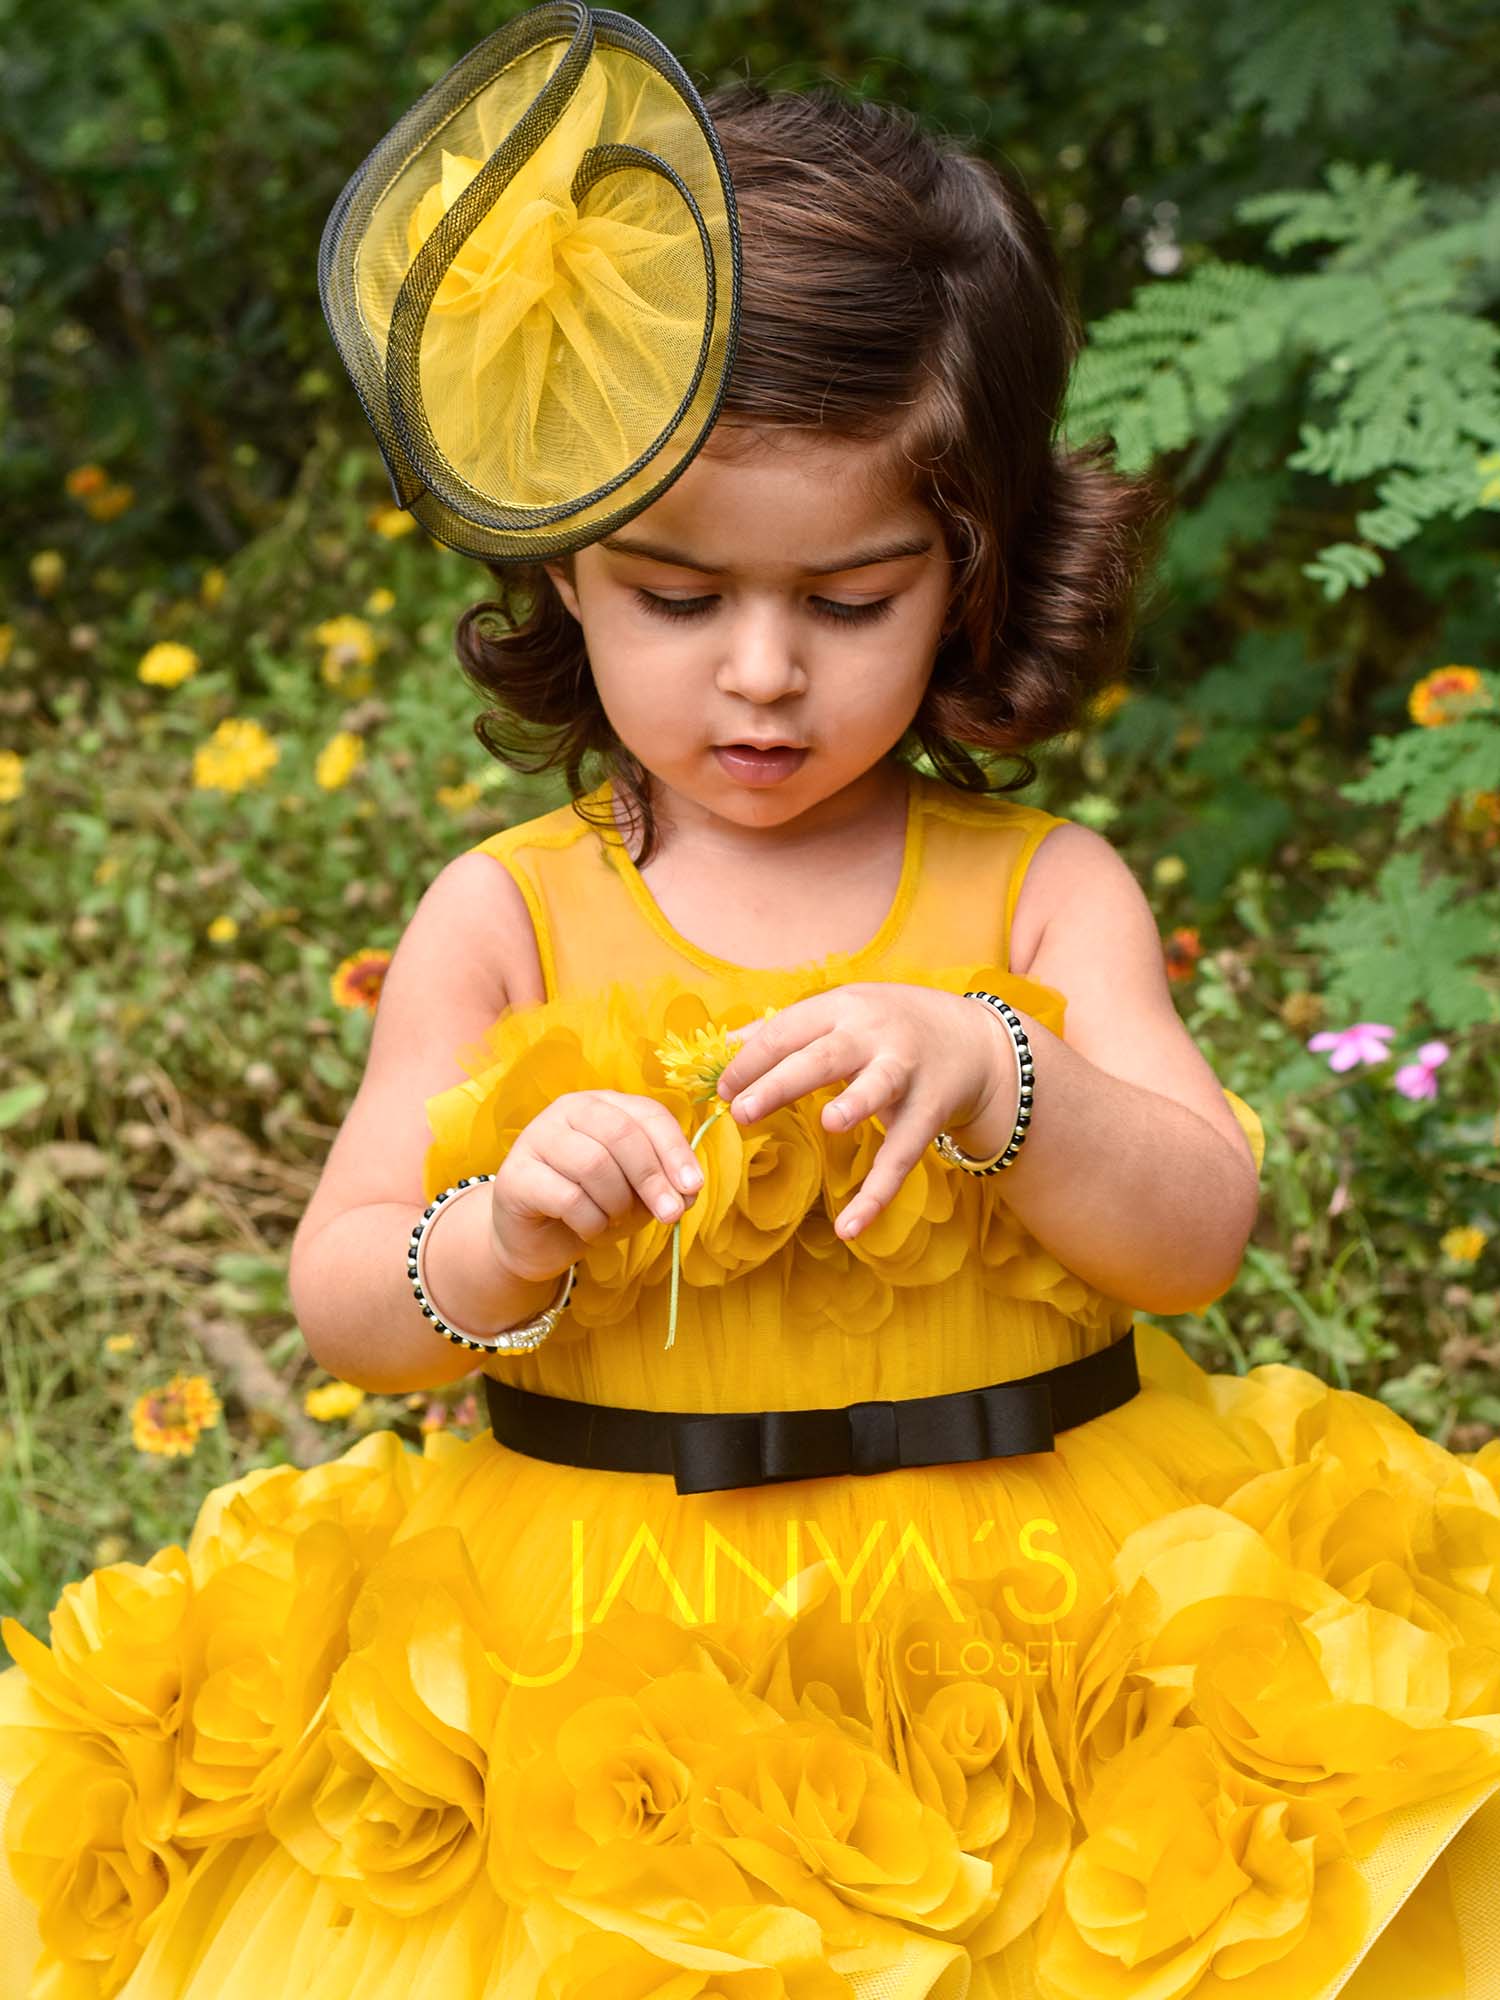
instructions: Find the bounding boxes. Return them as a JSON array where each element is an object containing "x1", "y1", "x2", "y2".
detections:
[
  {"x1": 64, "y1": 463, "x2": 109, "y2": 497},
  {"x1": 330, "y1": 946, "x2": 391, "y2": 1012},
  {"x1": 131, "y1": 1374, "x2": 221, "y2": 1457},
  {"x1": 1408, "y1": 665, "x2": 1492, "y2": 727},
  {"x1": 1163, "y1": 926, "x2": 1201, "y2": 982}
]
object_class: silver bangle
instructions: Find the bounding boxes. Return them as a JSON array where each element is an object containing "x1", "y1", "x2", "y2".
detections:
[
  {"x1": 408, "y1": 1174, "x2": 575, "y2": 1353},
  {"x1": 931, "y1": 991, "x2": 1034, "y2": 1175}
]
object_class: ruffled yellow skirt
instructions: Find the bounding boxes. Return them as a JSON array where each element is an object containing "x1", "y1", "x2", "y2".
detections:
[{"x1": 5, "y1": 1322, "x2": 1500, "y2": 2000}]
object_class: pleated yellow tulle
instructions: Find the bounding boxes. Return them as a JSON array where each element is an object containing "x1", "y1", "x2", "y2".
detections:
[{"x1": 4, "y1": 780, "x2": 1498, "y2": 1998}]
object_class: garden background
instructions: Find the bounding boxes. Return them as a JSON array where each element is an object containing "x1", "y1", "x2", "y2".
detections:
[{"x1": 2, "y1": 0, "x2": 1498, "y2": 1639}]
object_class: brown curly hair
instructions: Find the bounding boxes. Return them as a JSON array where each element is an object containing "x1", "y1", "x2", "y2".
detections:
[{"x1": 455, "y1": 78, "x2": 1170, "y2": 866}]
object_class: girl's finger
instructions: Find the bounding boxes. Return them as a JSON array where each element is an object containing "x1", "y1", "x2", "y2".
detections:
[
  {"x1": 716, "y1": 998, "x2": 831, "y2": 1099},
  {"x1": 821, "y1": 1051, "x2": 906, "y2": 1131},
  {"x1": 726, "y1": 1029, "x2": 867, "y2": 1122},
  {"x1": 834, "y1": 1098, "x2": 937, "y2": 1239}
]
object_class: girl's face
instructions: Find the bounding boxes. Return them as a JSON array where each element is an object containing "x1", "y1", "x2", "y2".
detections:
[{"x1": 542, "y1": 426, "x2": 955, "y2": 838}]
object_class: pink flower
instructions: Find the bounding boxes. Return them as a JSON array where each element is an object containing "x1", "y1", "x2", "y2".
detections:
[
  {"x1": 1307, "y1": 1022, "x2": 1395, "y2": 1071},
  {"x1": 1394, "y1": 1041, "x2": 1450, "y2": 1102}
]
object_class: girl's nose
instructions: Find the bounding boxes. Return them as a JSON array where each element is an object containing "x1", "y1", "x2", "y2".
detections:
[{"x1": 716, "y1": 606, "x2": 807, "y2": 697}]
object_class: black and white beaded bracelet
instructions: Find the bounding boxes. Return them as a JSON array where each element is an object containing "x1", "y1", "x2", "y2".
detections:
[
  {"x1": 409, "y1": 1174, "x2": 576, "y2": 1354},
  {"x1": 930, "y1": 991, "x2": 1034, "y2": 1175}
]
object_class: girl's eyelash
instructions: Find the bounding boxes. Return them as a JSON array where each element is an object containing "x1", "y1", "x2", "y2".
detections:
[{"x1": 631, "y1": 588, "x2": 898, "y2": 627}]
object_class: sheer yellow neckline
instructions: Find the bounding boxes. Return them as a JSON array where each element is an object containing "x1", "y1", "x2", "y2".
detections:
[{"x1": 594, "y1": 764, "x2": 926, "y2": 978}]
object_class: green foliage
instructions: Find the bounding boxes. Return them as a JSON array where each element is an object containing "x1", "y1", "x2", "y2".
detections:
[{"x1": 1338, "y1": 670, "x2": 1500, "y2": 836}]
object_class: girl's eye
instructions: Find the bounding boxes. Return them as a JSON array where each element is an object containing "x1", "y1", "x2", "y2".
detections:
[{"x1": 631, "y1": 588, "x2": 897, "y2": 627}]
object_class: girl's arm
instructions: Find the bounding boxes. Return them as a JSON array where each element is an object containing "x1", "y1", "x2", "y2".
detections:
[{"x1": 946, "y1": 826, "x2": 1260, "y2": 1317}]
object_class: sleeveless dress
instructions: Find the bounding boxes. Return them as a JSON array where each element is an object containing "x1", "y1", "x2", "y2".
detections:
[{"x1": 4, "y1": 764, "x2": 1500, "y2": 2000}]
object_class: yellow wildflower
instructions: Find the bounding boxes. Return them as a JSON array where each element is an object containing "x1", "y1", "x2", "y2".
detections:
[
  {"x1": 1441, "y1": 1225, "x2": 1489, "y2": 1264},
  {"x1": 1408, "y1": 666, "x2": 1492, "y2": 728},
  {"x1": 137, "y1": 640, "x2": 200, "y2": 688},
  {"x1": 1152, "y1": 854, "x2": 1186, "y2": 888},
  {"x1": 206, "y1": 914, "x2": 239, "y2": 944},
  {"x1": 365, "y1": 586, "x2": 396, "y2": 615},
  {"x1": 65, "y1": 463, "x2": 109, "y2": 498},
  {"x1": 655, "y1": 1011, "x2": 778, "y2": 1102},
  {"x1": 131, "y1": 1373, "x2": 222, "y2": 1457},
  {"x1": 436, "y1": 779, "x2": 481, "y2": 813},
  {"x1": 0, "y1": 624, "x2": 13, "y2": 668},
  {"x1": 200, "y1": 566, "x2": 227, "y2": 607},
  {"x1": 314, "y1": 613, "x2": 378, "y2": 691},
  {"x1": 1088, "y1": 681, "x2": 1130, "y2": 723},
  {"x1": 0, "y1": 750, "x2": 24, "y2": 804},
  {"x1": 331, "y1": 946, "x2": 392, "y2": 1013},
  {"x1": 304, "y1": 1380, "x2": 367, "y2": 1421},
  {"x1": 315, "y1": 730, "x2": 366, "y2": 791},
  {"x1": 103, "y1": 1333, "x2": 137, "y2": 1354},
  {"x1": 192, "y1": 717, "x2": 280, "y2": 793},
  {"x1": 367, "y1": 505, "x2": 417, "y2": 539},
  {"x1": 29, "y1": 550, "x2": 65, "y2": 596},
  {"x1": 85, "y1": 483, "x2": 134, "y2": 522}
]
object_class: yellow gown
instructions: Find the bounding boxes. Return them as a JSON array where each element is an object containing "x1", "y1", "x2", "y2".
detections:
[{"x1": 5, "y1": 765, "x2": 1500, "y2": 2000}]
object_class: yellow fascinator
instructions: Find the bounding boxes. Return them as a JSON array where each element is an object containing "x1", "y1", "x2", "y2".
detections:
[{"x1": 318, "y1": 1, "x2": 741, "y2": 561}]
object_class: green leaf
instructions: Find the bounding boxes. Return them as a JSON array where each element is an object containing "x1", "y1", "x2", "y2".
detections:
[{"x1": 1339, "y1": 715, "x2": 1500, "y2": 836}]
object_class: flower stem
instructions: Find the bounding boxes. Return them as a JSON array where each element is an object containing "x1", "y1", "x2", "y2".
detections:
[{"x1": 665, "y1": 1102, "x2": 729, "y2": 1350}]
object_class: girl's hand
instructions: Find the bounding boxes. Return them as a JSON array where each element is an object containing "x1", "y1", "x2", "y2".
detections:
[
  {"x1": 490, "y1": 1089, "x2": 704, "y2": 1284},
  {"x1": 714, "y1": 983, "x2": 1013, "y2": 1240}
]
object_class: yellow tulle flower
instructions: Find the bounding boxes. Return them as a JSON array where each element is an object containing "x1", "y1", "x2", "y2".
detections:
[
  {"x1": 192, "y1": 717, "x2": 279, "y2": 793},
  {"x1": 137, "y1": 640, "x2": 200, "y2": 688}
]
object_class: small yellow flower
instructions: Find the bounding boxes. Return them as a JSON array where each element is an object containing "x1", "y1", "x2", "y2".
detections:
[
  {"x1": 367, "y1": 505, "x2": 417, "y2": 539},
  {"x1": 29, "y1": 550, "x2": 65, "y2": 596},
  {"x1": 314, "y1": 613, "x2": 379, "y2": 691},
  {"x1": 94, "y1": 856, "x2": 122, "y2": 886},
  {"x1": 103, "y1": 1333, "x2": 138, "y2": 1354},
  {"x1": 132, "y1": 1373, "x2": 222, "y2": 1457},
  {"x1": 65, "y1": 463, "x2": 109, "y2": 498},
  {"x1": 85, "y1": 483, "x2": 135, "y2": 522},
  {"x1": 1441, "y1": 1225, "x2": 1489, "y2": 1264},
  {"x1": 1088, "y1": 681, "x2": 1130, "y2": 723},
  {"x1": 200, "y1": 566, "x2": 227, "y2": 607},
  {"x1": 0, "y1": 750, "x2": 24, "y2": 804},
  {"x1": 0, "y1": 624, "x2": 13, "y2": 668},
  {"x1": 206, "y1": 913, "x2": 239, "y2": 944},
  {"x1": 365, "y1": 586, "x2": 396, "y2": 615},
  {"x1": 192, "y1": 717, "x2": 280, "y2": 793},
  {"x1": 304, "y1": 1380, "x2": 367, "y2": 1421},
  {"x1": 1408, "y1": 666, "x2": 1492, "y2": 728},
  {"x1": 331, "y1": 946, "x2": 392, "y2": 1012},
  {"x1": 654, "y1": 1011, "x2": 779, "y2": 1102},
  {"x1": 137, "y1": 640, "x2": 200, "y2": 688},
  {"x1": 1152, "y1": 854, "x2": 1186, "y2": 888},
  {"x1": 315, "y1": 730, "x2": 366, "y2": 791},
  {"x1": 435, "y1": 779, "x2": 481, "y2": 814}
]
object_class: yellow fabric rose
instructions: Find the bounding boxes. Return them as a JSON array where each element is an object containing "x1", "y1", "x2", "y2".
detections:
[
  {"x1": 1034, "y1": 1722, "x2": 1369, "y2": 2000},
  {"x1": 692, "y1": 1715, "x2": 992, "y2": 1941},
  {"x1": 422, "y1": 958, "x2": 1086, "y2": 1331},
  {"x1": 0, "y1": 1732, "x2": 194, "y2": 1993},
  {"x1": 266, "y1": 1527, "x2": 500, "y2": 1917},
  {"x1": 517, "y1": 1841, "x2": 890, "y2": 1998},
  {"x1": 1068, "y1": 1504, "x2": 1500, "y2": 1845}
]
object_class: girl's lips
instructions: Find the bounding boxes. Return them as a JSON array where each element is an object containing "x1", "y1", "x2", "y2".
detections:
[{"x1": 713, "y1": 744, "x2": 809, "y2": 786}]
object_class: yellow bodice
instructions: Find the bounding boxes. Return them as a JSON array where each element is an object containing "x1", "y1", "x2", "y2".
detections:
[{"x1": 423, "y1": 766, "x2": 1262, "y2": 1413}]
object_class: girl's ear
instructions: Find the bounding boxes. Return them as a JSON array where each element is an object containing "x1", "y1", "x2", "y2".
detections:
[{"x1": 542, "y1": 559, "x2": 581, "y2": 622}]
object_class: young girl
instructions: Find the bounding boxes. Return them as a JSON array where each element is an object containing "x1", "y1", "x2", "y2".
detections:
[{"x1": 4, "y1": 8, "x2": 1499, "y2": 1997}]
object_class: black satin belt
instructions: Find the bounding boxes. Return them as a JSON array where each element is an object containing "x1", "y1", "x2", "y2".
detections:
[{"x1": 482, "y1": 1326, "x2": 1141, "y2": 1496}]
